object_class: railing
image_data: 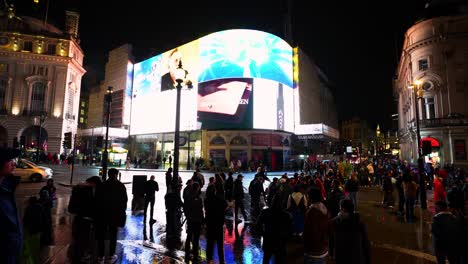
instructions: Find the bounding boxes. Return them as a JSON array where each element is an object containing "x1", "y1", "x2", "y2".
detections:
[{"x1": 402, "y1": 117, "x2": 468, "y2": 135}]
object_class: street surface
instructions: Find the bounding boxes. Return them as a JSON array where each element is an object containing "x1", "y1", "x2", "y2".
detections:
[{"x1": 16, "y1": 164, "x2": 438, "y2": 263}]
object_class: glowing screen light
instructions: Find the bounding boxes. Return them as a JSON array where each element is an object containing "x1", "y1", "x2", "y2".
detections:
[{"x1": 130, "y1": 29, "x2": 293, "y2": 135}]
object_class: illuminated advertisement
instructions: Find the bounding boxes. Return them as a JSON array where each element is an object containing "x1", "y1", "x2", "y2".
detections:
[
  {"x1": 130, "y1": 29, "x2": 293, "y2": 135},
  {"x1": 123, "y1": 61, "x2": 133, "y2": 126}
]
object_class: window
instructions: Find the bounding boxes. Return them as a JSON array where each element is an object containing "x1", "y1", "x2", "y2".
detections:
[
  {"x1": 0, "y1": 79, "x2": 6, "y2": 109},
  {"x1": 79, "y1": 117, "x2": 84, "y2": 123},
  {"x1": 0, "y1": 63, "x2": 8, "y2": 73},
  {"x1": 418, "y1": 59, "x2": 429, "y2": 71},
  {"x1": 47, "y1": 44, "x2": 56, "y2": 55},
  {"x1": 80, "y1": 109, "x2": 84, "y2": 115},
  {"x1": 23, "y1": 41, "x2": 32, "y2": 52},
  {"x1": 30, "y1": 82, "x2": 46, "y2": 113},
  {"x1": 424, "y1": 97, "x2": 435, "y2": 119},
  {"x1": 67, "y1": 85, "x2": 75, "y2": 119}
]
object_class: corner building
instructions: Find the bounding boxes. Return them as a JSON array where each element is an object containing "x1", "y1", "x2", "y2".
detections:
[
  {"x1": 394, "y1": 1, "x2": 468, "y2": 167},
  {"x1": 129, "y1": 29, "x2": 338, "y2": 170},
  {"x1": 0, "y1": 7, "x2": 85, "y2": 155}
]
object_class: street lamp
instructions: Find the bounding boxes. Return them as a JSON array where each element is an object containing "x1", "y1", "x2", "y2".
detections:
[
  {"x1": 102, "y1": 86, "x2": 113, "y2": 181},
  {"x1": 186, "y1": 130, "x2": 192, "y2": 170},
  {"x1": 36, "y1": 112, "x2": 47, "y2": 163},
  {"x1": 166, "y1": 61, "x2": 192, "y2": 247},
  {"x1": 408, "y1": 79, "x2": 427, "y2": 209}
]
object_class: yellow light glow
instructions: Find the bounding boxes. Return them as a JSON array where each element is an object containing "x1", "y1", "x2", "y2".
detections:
[
  {"x1": 414, "y1": 79, "x2": 423, "y2": 86},
  {"x1": 11, "y1": 107, "x2": 19, "y2": 115},
  {"x1": 53, "y1": 110, "x2": 61, "y2": 118}
]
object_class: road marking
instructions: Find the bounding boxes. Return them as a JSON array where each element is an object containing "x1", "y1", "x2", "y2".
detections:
[{"x1": 372, "y1": 242, "x2": 437, "y2": 263}]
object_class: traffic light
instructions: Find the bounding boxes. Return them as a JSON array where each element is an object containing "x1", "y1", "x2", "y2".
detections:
[
  {"x1": 64, "y1": 132, "x2": 72, "y2": 149},
  {"x1": 422, "y1": 140, "x2": 432, "y2": 156}
]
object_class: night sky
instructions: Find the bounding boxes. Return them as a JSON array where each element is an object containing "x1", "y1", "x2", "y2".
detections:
[{"x1": 13, "y1": 0, "x2": 430, "y2": 130}]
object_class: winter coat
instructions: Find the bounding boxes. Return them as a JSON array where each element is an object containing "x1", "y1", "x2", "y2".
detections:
[
  {"x1": 345, "y1": 178, "x2": 359, "y2": 193},
  {"x1": 331, "y1": 213, "x2": 371, "y2": 264},
  {"x1": 185, "y1": 195, "x2": 204, "y2": 224},
  {"x1": 432, "y1": 211, "x2": 463, "y2": 256},
  {"x1": 95, "y1": 179, "x2": 128, "y2": 227},
  {"x1": 433, "y1": 178, "x2": 446, "y2": 202},
  {"x1": 403, "y1": 181, "x2": 418, "y2": 199},
  {"x1": 304, "y1": 202, "x2": 330, "y2": 256},
  {"x1": 233, "y1": 179, "x2": 244, "y2": 201},
  {"x1": 204, "y1": 193, "x2": 227, "y2": 227},
  {"x1": 224, "y1": 176, "x2": 234, "y2": 201}
]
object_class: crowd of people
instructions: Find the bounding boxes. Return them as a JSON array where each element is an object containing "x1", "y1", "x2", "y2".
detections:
[{"x1": 1, "y1": 145, "x2": 468, "y2": 264}]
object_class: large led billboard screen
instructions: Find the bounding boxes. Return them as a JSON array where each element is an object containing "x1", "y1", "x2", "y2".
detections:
[{"x1": 130, "y1": 29, "x2": 294, "y2": 135}]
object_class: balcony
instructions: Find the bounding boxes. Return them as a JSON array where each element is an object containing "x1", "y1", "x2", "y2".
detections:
[{"x1": 407, "y1": 117, "x2": 468, "y2": 130}]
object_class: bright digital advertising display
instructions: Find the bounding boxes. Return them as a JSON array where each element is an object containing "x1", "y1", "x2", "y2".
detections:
[{"x1": 130, "y1": 29, "x2": 294, "y2": 135}]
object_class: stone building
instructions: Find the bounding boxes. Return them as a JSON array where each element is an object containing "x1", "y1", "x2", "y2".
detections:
[{"x1": 0, "y1": 5, "x2": 85, "y2": 156}]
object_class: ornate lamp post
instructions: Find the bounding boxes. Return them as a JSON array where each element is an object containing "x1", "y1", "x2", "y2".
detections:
[
  {"x1": 408, "y1": 80, "x2": 427, "y2": 209},
  {"x1": 36, "y1": 112, "x2": 47, "y2": 163},
  {"x1": 102, "y1": 86, "x2": 113, "y2": 181},
  {"x1": 166, "y1": 61, "x2": 192, "y2": 247}
]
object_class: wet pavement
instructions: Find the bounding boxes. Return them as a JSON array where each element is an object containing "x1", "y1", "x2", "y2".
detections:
[{"x1": 15, "y1": 164, "x2": 439, "y2": 263}]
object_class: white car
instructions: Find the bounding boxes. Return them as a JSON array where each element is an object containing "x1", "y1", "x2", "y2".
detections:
[{"x1": 13, "y1": 159, "x2": 53, "y2": 182}]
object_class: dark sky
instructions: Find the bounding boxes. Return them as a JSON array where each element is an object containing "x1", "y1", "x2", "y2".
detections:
[{"x1": 14, "y1": 0, "x2": 430, "y2": 130}]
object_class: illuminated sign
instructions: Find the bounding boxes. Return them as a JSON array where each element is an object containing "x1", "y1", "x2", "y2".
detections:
[{"x1": 130, "y1": 29, "x2": 294, "y2": 135}]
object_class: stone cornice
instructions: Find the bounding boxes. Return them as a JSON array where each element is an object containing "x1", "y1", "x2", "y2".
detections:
[{"x1": 0, "y1": 50, "x2": 71, "y2": 63}]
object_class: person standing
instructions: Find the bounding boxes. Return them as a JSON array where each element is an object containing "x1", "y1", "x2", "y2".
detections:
[
  {"x1": 204, "y1": 185, "x2": 228, "y2": 264},
  {"x1": 95, "y1": 168, "x2": 128, "y2": 263},
  {"x1": 40, "y1": 179, "x2": 57, "y2": 205},
  {"x1": 403, "y1": 173, "x2": 418, "y2": 223},
  {"x1": 304, "y1": 188, "x2": 330, "y2": 264},
  {"x1": 233, "y1": 174, "x2": 248, "y2": 222},
  {"x1": 432, "y1": 200, "x2": 463, "y2": 264},
  {"x1": 144, "y1": 175, "x2": 159, "y2": 225},
  {"x1": 330, "y1": 199, "x2": 371, "y2": 264},
  {"x1": 433, "y1": 175, "x2": 447, "y2": 203},
  {"x1": 184, "y1": 182, "x2": 204, "y2": 263},
  {"x1": 344, "y1": 172, "x2": 360, "y2": 211},
  {"x1": 256, "y1": 195, "x2": 292, "y2": 264},
  {"x1": 0, "y1": 148, "x2": 22, "y2": 264},
  {"x1": 287, "y1": 185, "x2": 307, "y2": 237}
]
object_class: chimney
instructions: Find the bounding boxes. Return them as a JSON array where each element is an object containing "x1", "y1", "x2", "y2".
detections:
[{"x1": 65, "y1": 10, "x2": 80, "y2": 39}]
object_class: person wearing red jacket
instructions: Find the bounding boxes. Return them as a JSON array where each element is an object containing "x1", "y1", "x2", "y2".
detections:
[{"x1": 433, "y1": 175, "x2": 446, "y2": 202}]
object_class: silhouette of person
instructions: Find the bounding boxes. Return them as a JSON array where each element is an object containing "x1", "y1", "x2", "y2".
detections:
[{"x1": 144, "y1": 175, "x2": 159, "y2": 225}]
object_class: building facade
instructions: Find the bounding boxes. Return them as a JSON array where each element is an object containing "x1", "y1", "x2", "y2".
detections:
[
  {"x1": 79, "y1": 44, "x2": 133, "y2": 162},
  {"x1": 394, "y1": 1, "x2": 468, "y2": 167},
  {"x1": 0, "y1": 6, "x2": 85, "y2": 156}
]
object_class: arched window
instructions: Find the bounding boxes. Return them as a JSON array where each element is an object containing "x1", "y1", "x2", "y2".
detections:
[
  {"x1": 210, "y1": 136, "x2": 226, "y2": 145},
  {"x1": 30, "y1": 82, "x2": 46, "y2": 114},
  {"x1": 230, "y1": 136, "x2": 247, "y2": 145}
]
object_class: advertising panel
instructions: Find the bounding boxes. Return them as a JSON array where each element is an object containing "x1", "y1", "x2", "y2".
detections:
[
  {"x1": 197, "y1": 78, "x2": 253, "y2": 129},
  {"x1": 130, "y1": 29, "x2": 293, "y2": 135},
  {"x1": 123, "y1": 61, "x2": 133, "y2": 126}
]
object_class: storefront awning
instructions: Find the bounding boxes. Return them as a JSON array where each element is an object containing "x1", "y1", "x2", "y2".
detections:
[{"x1": 421, "y1": 137, "x2": 440, "y2": 147}]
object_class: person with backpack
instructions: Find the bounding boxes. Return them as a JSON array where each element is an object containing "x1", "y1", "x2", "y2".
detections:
[
  {"x1": 256, "y1": 195, "x2": 292, "y2": 264},
  {"x1": 287, "y1": 185, "x2": 307, "y2": 237}
]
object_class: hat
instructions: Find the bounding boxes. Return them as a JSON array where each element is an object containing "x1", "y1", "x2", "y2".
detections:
[{"x1": 0, "y1": 148, "x2": 20, "y2": 163}]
